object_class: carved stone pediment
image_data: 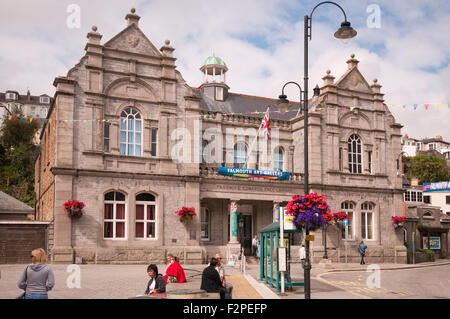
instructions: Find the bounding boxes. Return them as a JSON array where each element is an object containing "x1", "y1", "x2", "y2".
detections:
[
  {"x1": 104, "y1": 24, "x2": 161, "y2": 56},
  {"x1": 337, "y1": 68, "x2": 372, "y2": 93}
]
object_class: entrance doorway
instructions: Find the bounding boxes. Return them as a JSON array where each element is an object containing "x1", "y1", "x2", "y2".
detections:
[{"x1": 238, "y1": 214, "x2": 252, "y2": 256}]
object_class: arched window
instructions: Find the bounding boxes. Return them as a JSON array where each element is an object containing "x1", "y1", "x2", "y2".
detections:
[
  {"x1": 348, "y1": 134, "x2": 362, "y2": 174},
  {"x1": 361, "y1": 203, "x2": 374, "y2": 240},
  {"x1": 120, "y1": 107, "x2": 142, "y2": 156},
  {"x1": 234, "y1": 141, "x2": 247, "y2": 168},
  {"x1": 341, "y1": 201, "x2": 354, "y2": 239},
  {"x1": 274, "y1": 147, "x2": 284, "y2": 171},
  {"x1": 135, "y1": 193, "x2": 156, "y2": 239},
  {"x1": 104, "y1": 191, "x2": 126, "y2": 239}
]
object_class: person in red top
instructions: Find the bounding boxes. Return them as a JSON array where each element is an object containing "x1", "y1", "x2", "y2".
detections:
[{"x1": 163, "y1": 254, "x2": 186, "y2": 284}]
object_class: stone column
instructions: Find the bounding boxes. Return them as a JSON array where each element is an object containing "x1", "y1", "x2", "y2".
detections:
[
  {"x1": 227, "y1": 200, "x2": 241, "y2": 258},
  {"x1": 273, "y1": 202, "x2": 280, "y2": 223}
]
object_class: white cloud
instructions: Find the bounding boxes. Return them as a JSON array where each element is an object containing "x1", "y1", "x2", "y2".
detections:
[{"x1": 0, "y1": 0, "x2": 448, "y2": 140}]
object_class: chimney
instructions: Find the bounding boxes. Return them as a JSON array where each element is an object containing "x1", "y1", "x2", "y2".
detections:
[{"x1": 126, "y1": 8, "x2": 140, "y2": 26}]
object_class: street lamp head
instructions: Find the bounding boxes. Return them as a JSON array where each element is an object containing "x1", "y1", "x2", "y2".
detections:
[
  {"x1": 313, "y1": 85, "x2": 320, "y2": 97},
  {"x1": 334, "y1": 21, "x2": 357, "y2": 43},
  {"x1": 274, "y1": 94, "x2": 289, "y2": 108}
]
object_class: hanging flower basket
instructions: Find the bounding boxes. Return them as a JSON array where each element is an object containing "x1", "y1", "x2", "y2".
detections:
[
  {"x1": 63, "y1": 200, "x2": 85, "y2": 218},
  {"x1": 391, "y1": 216, "x2": 406, "y2": 229},
  {"x1": 323, "y1": 211, "x2": 349, "y2": 227},
  {"x1": 286, "y1": 193, "x2": 331, "y2": 231},
  {"x1": 175, "y1": 207, "x2": 196, "y2": 222}
]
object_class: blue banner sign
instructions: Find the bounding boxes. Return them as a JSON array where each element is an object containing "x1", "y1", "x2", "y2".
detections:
[
  {"x1": 217, "y1": 167, "x2": 291, "y2": 180},
  {"x1": 423, "y1": 181, "x2": 450, "y2": 192}
]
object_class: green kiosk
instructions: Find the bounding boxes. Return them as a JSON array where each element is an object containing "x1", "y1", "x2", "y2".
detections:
[{"x1": 259, "y1": 221, "x2": 304, "y2": 292}]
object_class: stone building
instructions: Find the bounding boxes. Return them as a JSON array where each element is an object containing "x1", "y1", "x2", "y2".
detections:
[
  {"x1": 0, "y1": 89, "x2": 52, "y2": 143},
  {"x1": 35, "y1": 9, "x2": 407, "y2": 264}
]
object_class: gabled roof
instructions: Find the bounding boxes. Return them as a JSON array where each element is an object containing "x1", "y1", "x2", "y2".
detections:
[
  {"x1": 0, "y1": 191, "x2": 33, "y2": 213},
  {"x1": 335, "y1": 66, "x2": 373, "y2": 93},
  {"x1": 103, "y1": 23, "x2": 162, "y2": 57}
]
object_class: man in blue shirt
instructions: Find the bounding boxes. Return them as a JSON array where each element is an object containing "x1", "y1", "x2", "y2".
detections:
[{"x1": 357, "y1": 241, "x2": 367, "y2": 265}]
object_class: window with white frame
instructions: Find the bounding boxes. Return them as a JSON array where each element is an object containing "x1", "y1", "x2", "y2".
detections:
[
  {"x1": 40, "y1": 96, "x2": 50, "y2": 104},
  {"x1": 404, "y1": 190, "x2": 423, "y2": 203},
  {"x1": 215, "y1": 87, "x2": 224, "y2": 101},
  {"x1": 120, "y1": 107, "x2": 142, "y2": 156},
  {"x1": 274, "y1": 147, "x2": 284, "y2": 171},
  {"x1": 200, "y1": 207, "x2": 210, "y2": 241},
  {"x1": 104, "y1": 191, "x2": 126, "y2": 239},
  {"x1": 348, "y1": 134, "x2": 362, "y2": 174},
  {"x1": 361, "y1": 203, "x2": 374, "y2": 240},
  {"x1": 404, "y1": 191, "x2": 411, "y2": 202},
  {"x1": 135, "y1": 193, "x2": 156, "y2": 239},
  {"x1": 341, "y1": 201, "x2": 354, "y2": 239},
  {"x1": 234, "y1": 141, "x2": 247, "y2": 168},
  {"x1": 5, "y1": 92, "x2": 17, "y2": 100}
]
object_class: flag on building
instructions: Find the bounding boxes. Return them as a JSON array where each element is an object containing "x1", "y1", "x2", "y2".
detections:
[{"x1": 261, "y1": 107, "x2": 270, "y2": 139}]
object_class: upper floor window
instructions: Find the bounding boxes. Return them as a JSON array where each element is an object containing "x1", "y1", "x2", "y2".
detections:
[
  {"x1": 104, "y1": 123, "x2": 110, "y2": 152},
  {"x1": 104, "y1": 191, "x2": 126, "y2": 239},
  {"x1": 135, "y1": 193, "x2": 156, "y2": 239},
  {"x1": 274, "y1": 147, "x2": 284, "y2": 171},
  {"x1": 215, "y1": 87, "x2": 224, "y2": 101},
  {"x1": 234, "y1": 141, "x2": 247, "y2": 168},
  {"x1": 120, "y1": 107, "x2": 142, "y2": 157},
  {"x1": 5, "y1": 92, "x2": 17, "y2": 100},
  {"x1": 40, "y1": 96, "x2": 50, "y2": 104},
  {"x1": 151, "y1": 128, "x2": 157, "y2": 157},
  {"x1": 429, "y1": 144, "x2": 435, "y2": 150},
  {"x1": 348, "y1": 134, "x2": 362, "y2": 174}
]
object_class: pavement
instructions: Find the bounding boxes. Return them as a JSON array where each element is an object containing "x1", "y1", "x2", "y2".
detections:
[{"x1": 1, "y1": 259, "x2": 449, "y2": 299}]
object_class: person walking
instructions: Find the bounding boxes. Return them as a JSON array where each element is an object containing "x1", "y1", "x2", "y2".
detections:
[
  {"x1": 358, "y1": 241, "x2": 367, "y2": 265},
  {"x1": 215, "y1": 254, "x2": 233, "y2": 299},
  {"x1": 252, "y1": 235, "x2": 259, "y2": 257},
  {"x1": 17, "y1": 248, "x2": 55, "y2": 299},
  {"x1": 200, "y1": 257, "x2": 226, "y2": 299},
  {"x1": 299, "y1": 244, "x2": 306, "y2": 269}
]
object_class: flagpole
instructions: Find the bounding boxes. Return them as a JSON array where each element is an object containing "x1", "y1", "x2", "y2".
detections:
[{"x1": 244, "y1": 123, "x2": 262, "y2": 169}]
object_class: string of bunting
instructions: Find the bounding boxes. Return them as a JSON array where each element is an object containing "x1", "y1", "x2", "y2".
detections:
[{"x1": 2, "y1": 102, "x2": 448, "y2": 124}]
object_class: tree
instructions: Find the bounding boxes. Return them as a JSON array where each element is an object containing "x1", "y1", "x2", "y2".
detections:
[
  {"x1": 0, "y1": 105, "x2": 40, "y2": 206},
  {"x1": 405, "y1": 154, "x2": 450, "y2": 185}
]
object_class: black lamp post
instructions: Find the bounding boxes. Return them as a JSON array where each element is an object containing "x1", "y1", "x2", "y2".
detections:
[
  {"x1": 323, "y1": 224, "x2": 329, "y2": 259},
  {"x1": 277, "y1": 1, "x2": 356, "y2": 300}
]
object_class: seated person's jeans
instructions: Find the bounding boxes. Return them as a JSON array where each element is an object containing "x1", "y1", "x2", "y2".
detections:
[{"x1": 25, "y1": 293, "x2": 48, "y2": 299}]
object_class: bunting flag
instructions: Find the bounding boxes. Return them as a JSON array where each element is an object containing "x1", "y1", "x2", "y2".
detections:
[{"x1": 1, "y1": 102, "x2": 449, "y2": 126}]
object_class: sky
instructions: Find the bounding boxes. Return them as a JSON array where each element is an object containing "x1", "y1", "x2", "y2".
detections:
[{"x1": 0, "y1": 0, "x2": 449, "y2": 140}]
